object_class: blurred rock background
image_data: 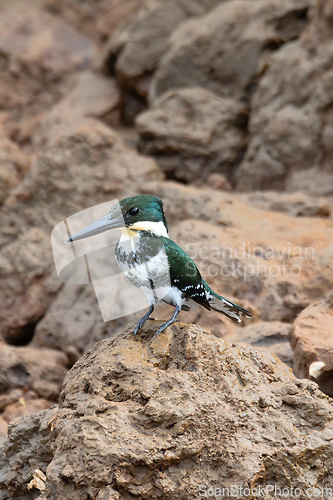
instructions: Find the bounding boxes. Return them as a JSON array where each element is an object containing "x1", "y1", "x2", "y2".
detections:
[{"x1": 0, "y1": 0, "x2": 332, "y2": 497}]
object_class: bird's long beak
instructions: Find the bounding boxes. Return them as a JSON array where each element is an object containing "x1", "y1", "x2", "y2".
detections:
[{"x1": 65, "y1": 212, "x2": 124, "y2": 243}]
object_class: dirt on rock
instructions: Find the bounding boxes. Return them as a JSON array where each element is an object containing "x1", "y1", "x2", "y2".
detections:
[{"x1": 2, "y1": 324, "x2": 333, "y2": 499}]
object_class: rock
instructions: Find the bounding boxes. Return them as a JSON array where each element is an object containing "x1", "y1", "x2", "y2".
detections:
[
  {"x1": 205, "y1": 173, "x2": 232, "y2": 192},
  {"x1": 0, "y1": 407, "x2": 57, "y2": 500},
  {"x1": 224, "y1": 321, "x2": 294, "y2": 367},
  {"x1": 291, "y1": 292, "x2": 333, "y2": 397},
  {"x1": 4, "y1": 323, "x2": 331, "y2": 499},
  {"x1": 287, "y1": 168, "x2": 333, "y2": 201},
  {"x1": 32, "y1": 283, "x2": 141, "y2": 357},
  {"x1": 36, "y1": 71, "x2": 121, "y2": 146},
  {"x1": 235, "y1": 0, "x2": 333, "y2": 192},
  {"x1": 0, "y1": 390, "x2": 23, "y2": 413},
  {"x1": 103, "y1": 0, "x2": 221, "y2": 92},
  {"x1": 0, "y1": 125, "x2": 161, "y2": 343},
  {"x1": 2, "y1": 399, "x2": 51, "y2": 425},
  {"x1": 0, "y1": 7, "x2": 98, "y2": 76},
  {"x1": 137, "y1": 88, "x2": 248, "y2": 183},
  {"x1": 0, "y1": 342, "x2": 68, "y2": 407},
  {"x1": 0, "y1": 417, "x2": 8, "y2": 438},
  {"x1": 241, "y1": 191, "x2": 331, "y2": 217},
  {"x1": 0, "y1": 138, "x2": 31, "y2": 205},
  {"x1": 150, "y1": 0, "x2": 311, "y2": 103},
  {"x1": 45, "y1": 0, "x2": 144, "y2": 46},
  {"x1": 0, "y1": 4, "x2": 98, "y2": 145}
]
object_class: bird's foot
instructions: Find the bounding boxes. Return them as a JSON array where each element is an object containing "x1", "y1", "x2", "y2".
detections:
[
  {"x1": 133, "y1": 317, "x2": 156, "y2": 335},
  {"x1": 133, "y1": 305, "x2": 155, "y2": 335},
  {"x1": 156, "y1": 319, "x2": 179, "y2": 334}
]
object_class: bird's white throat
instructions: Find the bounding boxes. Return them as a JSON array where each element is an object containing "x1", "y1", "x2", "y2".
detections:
[{"x1": 119, "y1": 220, "x2": 169, "y2": 241}]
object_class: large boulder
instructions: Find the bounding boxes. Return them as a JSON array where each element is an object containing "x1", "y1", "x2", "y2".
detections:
[
  {"x1": 150, "y1": 0, "x2": 311, "y2": 103},
  {"x1": 235, "y1": 0, "x2": 333, "y2": 192},
  {"x1": 0, "y1": 407, "x2": 57, "y2": 500},
  {"x1": 0, "y1": 342, "x2": 68, "y2": 404},
  {"x1": 44, "y1": 0, "x2": 144, "y2": 47},
  {"x1": 0, "y1": 137, "x2": 31, "y2": 206},
  {"x1": 291, "y1": 292, "x2": 333, "y2": 397},
  {"x1": 1, "y1": 323, "x2": 333, "y2": 499},
  {"x1": 35, "y1": 71, "x2": 121, "y2": 147},
  {"x1": 136, "y1": 88, "x2": 248, "y2": 183},
  {"x1": 0, "y1": 5, "x2": 98, "y2": 139},
  {"x1": 103, "y1": 0, "x2": 222, "y2": 97},
  {"x1": 223, "y1": 321, "x2": 294, "y2": 367}
]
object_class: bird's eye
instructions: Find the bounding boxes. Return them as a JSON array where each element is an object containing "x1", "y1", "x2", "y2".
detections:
[{"x1": 128, "y1": 207, "x2": 140, "y2": 216}]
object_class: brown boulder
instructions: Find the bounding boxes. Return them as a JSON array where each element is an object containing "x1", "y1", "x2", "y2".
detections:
[
  {"x1": 103, "y1": 0, "x2": 222, "y2": 93},
  {"x1": 44, "y1": 0, "x2": 144, "y2": 47},
  {"x1": 235, "y1": 0, "x2": 333, "y2": 192},
  {"x1": 0, "y1": 342, "x2": 68, "y2": 404},
  {"x1": 2, "y1": 399, "x2": 51, "y2": 425},
  {"x1": 0, "y1": 7, "x2": 98, "y2": 76},
  {"x1": 0, "y1": 407, "x2": 57, "y2": 500},
  {"x1": 32, "y1": 283, "x2": 140, "y2": 358},
  {"x1": 0, "y1": 390, "x2": 23, "y2": 413},
  {"x1": 36, "y1": 71, "x2": 121, "y2": 147},
  {"x1": 150, "y1": 0, "x2": 311, "y2": 103},
  {"x1": 291, "y1": 292, "x2": 333, "y2": 397},
  {"x1": 0, "y1": 137, "x2": 31, "y2": 205},
  {"x1": 0, "y1": 4, "x2": 98, "y2": 144},
  {"x1": 223, "y1": 321, "x2": 293, "y2": 367},
  {"x1": 2, "y1": 323, "x2": 332, "y2": 499},
  {"x1": 137, "y1": 88, "x2": 248, "y2": 183}
]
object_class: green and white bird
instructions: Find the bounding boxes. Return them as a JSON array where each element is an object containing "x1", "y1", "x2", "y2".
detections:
[{"x1": 66, "y1": 195, "x2": 252, "y2": 334}]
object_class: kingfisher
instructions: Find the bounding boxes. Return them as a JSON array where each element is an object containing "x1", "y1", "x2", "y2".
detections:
[{"x1": 66, "y1": 195, "x2": 252, "y2": 334}]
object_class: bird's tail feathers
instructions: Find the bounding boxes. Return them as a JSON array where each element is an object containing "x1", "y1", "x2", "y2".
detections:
[{"x1": 204, "y1": 282, "x2": 252, "y2": 323}]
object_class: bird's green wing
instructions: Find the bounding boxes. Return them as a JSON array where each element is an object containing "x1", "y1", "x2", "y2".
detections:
[
  {"x1": 160, "y1": 236, "x2": 252, "y2": 322},
  {"x1": 160, "y1": 237, "x2": 211, "y2": 309}
]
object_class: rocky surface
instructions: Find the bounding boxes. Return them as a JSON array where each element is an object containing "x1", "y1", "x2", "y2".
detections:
[
  {"x1": 291, "y1": 292, "x2": 333, "y2": 397},
  {"x1": 1, "y1": 324, "x2": 333, "y2": 499},
  {"x1": 0, "y1": 342, "x2": 68, "y2": 403},
  {"x1": 150, "y1": 0, "x2": 311, "y2": 103},
  {"x1": 224, "y1": 321, "x2": 294, "y2": 367},
  {"x1": 137, "y1": 88, "x2": 248, "y2": 183},
  {"x1": 0, "y1": 136, "x2": 31, "y2": 205},
  {"x1": 103, "y1": 0, "x2": 222, "y2": 121},
  {"x1": 235, "y1": 0, "x2": 333, "y2": 192},
  {"x1": 0, "y1": 407, "x2": 57, "y2": 500}
]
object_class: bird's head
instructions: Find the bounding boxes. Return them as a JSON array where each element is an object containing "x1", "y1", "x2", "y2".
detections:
[{"x1": 66, "y1": 195, "x2": 168, "y2": 242}]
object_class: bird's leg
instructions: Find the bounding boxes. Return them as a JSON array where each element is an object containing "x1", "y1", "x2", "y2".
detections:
[
  {"x1": 156, "y1": 304, "x2": 181, "y2": 334},
  {"x1": 133, "y1": 304, "x2": 155, "y2": 335}
]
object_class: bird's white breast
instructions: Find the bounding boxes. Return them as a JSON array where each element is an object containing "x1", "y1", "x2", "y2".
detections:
[{"x1": 119, "y1": 246, "x2": 173, "y2": 302}]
